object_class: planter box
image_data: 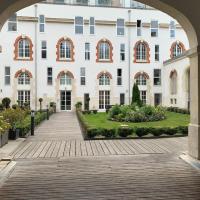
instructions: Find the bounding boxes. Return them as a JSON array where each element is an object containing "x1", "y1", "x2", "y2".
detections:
[
  {"x1": 9, "y1": 128, "x2": 20, "y2": 140},
  {"x1": 0, "y1": 131, "x2": 9, "y2": 148}
]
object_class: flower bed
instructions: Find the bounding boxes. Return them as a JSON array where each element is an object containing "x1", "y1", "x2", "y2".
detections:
[{"x1": 108, "y1": 104, "x2": 166, "y2": 123}]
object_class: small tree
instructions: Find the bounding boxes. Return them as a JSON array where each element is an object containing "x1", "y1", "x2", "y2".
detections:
[
  {"x1": 39, "y1": 98, "x2": 43, "y2": 111},
  {"x1": 2, "y1": 97, "x2": 11, "y2": 109},
  {"x1": 131, "y1": 83, "x2": 142, "y2": 106}
]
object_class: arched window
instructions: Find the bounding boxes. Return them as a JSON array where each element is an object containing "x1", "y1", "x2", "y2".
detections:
[
  {"x1": 134, "y1": 41, "x2": 150, "y2": 63},
  {"x1": 170, "y1": 70, "x2": 178, "y2": 95},
  {"x1": 171, "y1": 41, "x2": 185, "y2": 58},
  {"x1": 136, "y1": 75, "x2": 147, "y2": 85},
  {"x1": 96, "y1": 39, "x2": 113, "y2": 62},
  {"x1": 60, "y1": 74, "x2": 72, "y2": 85},
  {"x1": 18, "y1": 72, "x2": 30, "y2": 85},
  {"x1": 56, "y1": 37, "x2": 74, "y2": 61},
  {"x1": 99, "y1": 74, "x2": 110, "y2": 85},
  {"x1": 14, "y1": 36, "x2": 33, "y2": 60}
]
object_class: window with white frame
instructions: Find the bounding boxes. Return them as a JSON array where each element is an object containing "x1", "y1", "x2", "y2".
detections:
[
  {"x1": 120, "y1": 43, "x2": 125, "y2": 61},
  {"x1": 8, "y1": 14, "x2": 17, "y2": 31},
  {"x1": 39, "y1": 15, "x2": 45, "y2": 32},
  {"x1": 75, "y1": 16, "x2": 83, "y2": 34},
  {"x1": 117, "y1": 18, "x2": 125, "y2": 36},
  {"x1": 140, "y1": 90, "x2": 147, "y2": 104},
  {"x1": 80, "y1": 67, "x2": 86, "y2": 86},
  {"x1": 18, "y1": 39, "x2": 30, "y2": 59},
  {"x1": 5, "y1": 66, "x2": 10, "y2": 85},
  {"x1": 170, "y1": 21, "x2": 176, "y2": 38},
  {"x1": 117, "y1": 69, "x2": 122, "y2": 86},
  {"x1": 18, "y1": 90, "x2": 30, "y2": 107},
  {"x1": 151, "y1": 20, "x2": 158, "y2": 37},
  {"x1": 41, "y1": 41, "x2": 47, "y2": 59},
  {"x1": 85, "y1": 43, "x2": 90, "y2": 60},
  {"x1": 136, "y1": 42, "x2": 148, "y2": 61},
  {"x1": 98, "y1": 42, "x2": 110, "y2": 60},
  {"x1": 60, "y1": 74, "x2": 72, "y2": 85},
  {"x1": 136, "y1": 74, "x2": 147, "y2": 86},
  {"x1": 155, "y1": 45, "x2": 159, "y2": 61},
  {"x1": 172, "y1": 43, "x2": 183, "y2": 58},
  {"x1": 154, "y1": 69, "x2": 161, "y2": 86},
  {"x1": 47, "y1": 67, "x2": 53, "y2": 85},
  {"x1": 59, "y1": 40, "x2": 72, "y2": 60},
  {"x1": 137, "y1": 20, "x2": 142, "y2": 36},
  {"x1": 99, "y1": 90, "x2": 110, "y2": 110},
  {"x1": 89, "y1": 17, "x2": 95, "y2": 34},
  {"x1": 18, "y1": 72, "x2": 30, "y2": 85},
  {"x1": 99, "y1": 74, "x2": 110, "y2": 85}
]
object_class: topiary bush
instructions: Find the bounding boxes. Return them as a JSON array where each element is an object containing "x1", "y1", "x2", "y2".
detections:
[
  {"x1": 2, "y1": 97, "x2": 11, "y2": 109},
  {"x1": 102, "y1": 129, "x2": 116, "y2": 138},
  {"x1": 118, "y1": 127, "x2": 133, "y2": 137}
]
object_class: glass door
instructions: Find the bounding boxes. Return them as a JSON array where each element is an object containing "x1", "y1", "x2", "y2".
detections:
[
  {"x1": 99, "y1": 90, "x2": 110, "y2": 110},
  {"x1": 60, "y1": 91, "x2": 71, "y2": 111}
]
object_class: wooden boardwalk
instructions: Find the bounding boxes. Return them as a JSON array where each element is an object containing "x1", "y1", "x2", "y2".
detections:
[{"x1": 1, "y1": 112, "x2": 200, "y2": 200}]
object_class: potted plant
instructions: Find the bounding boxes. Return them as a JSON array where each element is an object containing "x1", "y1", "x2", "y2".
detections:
[
  {"x1": 39, "y1": 98, "x2": 43, "y2": 112},
  {"x1": 0, "y1": 116, "x2": 10, "y2": 147}
]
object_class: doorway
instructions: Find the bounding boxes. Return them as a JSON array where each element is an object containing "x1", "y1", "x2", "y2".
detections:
[{"x1": 60, "y1": 90, "x2": 71, "y2": 111}]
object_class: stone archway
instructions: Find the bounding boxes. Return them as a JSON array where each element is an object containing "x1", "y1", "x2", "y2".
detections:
[{"x1": 0, "y1": 0, "x2": 200, "y2": 159}]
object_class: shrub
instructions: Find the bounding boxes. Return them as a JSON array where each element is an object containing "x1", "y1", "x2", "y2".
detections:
[
  {"x1": 75, "y1": 102, "x2": 82, "y2": 110},
  {"x1": 0, "y1": 103, "x2": 4, "y2": 111},
  {"x1": 102, "y1": 129, "x2": 116, "y2": 138},
  {"x1": 118, "y1": 127, "x2": 133, "y2": 137},
  {"x1": 135, "y1": 128, "x2": 149, "y2": 137},
  {"x1": 0, "y1": 116, "x2": 11, "y2": 134},
  {"x1": 87, "y1": 128, "x2": 103, "y2": 139},
  {"x1": 93, "y1": 110, "x2": 98, "y2": 114},
  {"x1": 108, "y1": 104, "x2": 121, "y2": 119},
  {"x1": 2, "y1": 97, "x2": 11, "y2": 109}
]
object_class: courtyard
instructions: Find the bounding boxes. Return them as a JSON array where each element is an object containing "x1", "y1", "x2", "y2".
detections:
[{"x1": 0, "y1": 112, "x2": 200, "y2": 199}]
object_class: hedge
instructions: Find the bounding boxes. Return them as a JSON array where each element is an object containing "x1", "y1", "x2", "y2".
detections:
[
  {"x1": 76, "y1": 110, "x2": 188, "y2": 139},
  {"x1": 166, "y1": 107, "x2": 190, "y2": 114}
]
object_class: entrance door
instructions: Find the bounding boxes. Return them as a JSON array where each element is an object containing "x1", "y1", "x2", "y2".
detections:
[
  {"x1": 60, "y1": 91, "x2": 71, "y2": 111},
  {"x1": 84, "y1": 93, "x2": 90, "y2": 111},
  {"x1": 154, "y1": 93, "x2": 162, "y2": 106},
  {"x1": 99, "y1": 90, "x2": 110, "y2": 110}
]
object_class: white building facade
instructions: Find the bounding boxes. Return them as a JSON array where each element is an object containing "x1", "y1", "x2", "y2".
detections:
[{"x1": 0, "y1": 0, "x2": 190, "y2": 111}]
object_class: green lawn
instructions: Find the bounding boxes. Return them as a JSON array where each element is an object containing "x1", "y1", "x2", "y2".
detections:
[{"x1": 83, "y1": 111, "x2": 190, "y2": 129}]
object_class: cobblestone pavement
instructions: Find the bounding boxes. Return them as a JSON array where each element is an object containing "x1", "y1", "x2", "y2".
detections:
[{"x1": 0, "y1": 112, "x2": 199, "y2": 200}]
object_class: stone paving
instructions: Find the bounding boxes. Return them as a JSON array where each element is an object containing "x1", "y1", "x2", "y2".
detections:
[{"x1": 0, "y1": 112, "x2": 200, "y2": 199}]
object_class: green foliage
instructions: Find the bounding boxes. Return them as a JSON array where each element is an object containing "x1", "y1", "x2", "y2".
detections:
[
  {"x1": 118, "y1": 127, "x2": 133, "y2": 137},
  {"x1": 75, "y1": 102, "x2": 83, "y2": 110},
  {"x1": 131, "y1": 83, "x2": 142, "y2": 106},
  {"x1": 2, "y1": 97, "x2": 11, "y2": 109},
  {"x1": 0, "y1": 116, "x2": 11, "y2": 134},
  {"x1": 167, "y1": 107, "x2": 190, "y2": 114},
  {"x1": 102, "y1": 129, "x2": 116, "y2": 138},
  {"x1": 109, "y1": 104, "x2": 166, "y2": 123}
]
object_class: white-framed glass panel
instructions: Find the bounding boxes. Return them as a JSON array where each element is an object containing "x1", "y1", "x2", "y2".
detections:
[
  {"x1": 117, "y1": 69, "x2": 122, "y2": 86},
  {"x1": 172, "y1": 43, "x2": 183, "y2": 58},
  {"x1": 75, "y1": 16, "x2": 83, "y2": 34},
  {"x1": 120, "y1": 43, "x2": 125, "y2": 61},
  {"x1": 85, "y1": 43, "x2": 90, "y2": 60},
  {"x1": 96, "y1": 0, "x2": 112, "y2": 6},
  {"x1": 59, "y1": 41, "x2": 71, "y2": 60},
  {"x1": 137, "y1": 20, "x2": 142, "y2": 36},
  {"x1": 18, "y1": 90, "x2": 30, "y2": 107},
  {"x1": 140, "y1": 90, "x2": 147, "y2": 104},
  {"x1": 155, "y1": 45, "x2": 159, "y2": 61},
  {"x1": 154, "y1": 69, "x2": 161, "y2": 86},
  {"x1": 151, "y1": 20, "x2": 158, "y2": 37},
  {"x1": 99, "y1": 74, "x2": 110, "y2": 85},
  {"x1": 80, "y1": 67, "x2": 86, "y2": 86},
  {"x1": 89, "y1": 17, "x2": 95, "y2": 34},
  {"x1": 47, "y1": 67, "x2": 53, "y2": 85},
  {"x1": 117, "y1": 18, "x2": 125, "y2": 36},
  {"x1": 99, "y1": 90, "x2": 110, "y2": 109},
  {"x1": 18, "y1": 39, "x2": 30, "y2": 58},
  {"x1": 5, "y1": 66, "x2": 10, "y2": 85},
  {"x1": 8, "y1": 13, "x2": 17, "y2": 31},
  {"x1": 60, "y1": 74, "x2": 72, "y2": 85},
  {"x1": 39, "y1": 15, "x2": 45, "y2": 33},
  {"x1": 99, "y1": 42, "x2": 110, "y2": 60},
  {"x1": 54, "y1": 0, "x2": 65, "y2": 3},
  {"x1": 136, "y1": 75, "x2": 146, "y2": 86},
  {"x1": 136, "y1": 43, "x2": 147, "y2": 61},
  {"x1": 170, "y1": 20, "x2": 176, "y2": 38},
  {"x1": 41, "y1": 40, "x2": 47, "y2": 59},
  {"x1": 18, "y1": 72, "x2": 30, "y2": 85}
]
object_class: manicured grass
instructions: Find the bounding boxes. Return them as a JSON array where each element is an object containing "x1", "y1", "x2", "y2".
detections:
[{"x1": 83, "y1": 111, "x2": 190, "y2": 129}]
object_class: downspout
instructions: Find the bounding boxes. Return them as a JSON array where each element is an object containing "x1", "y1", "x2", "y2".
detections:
[
  {"x1": 34, "y1": 4, "x2": 38, "y2": 111},
  {"x1": 128, "y1": 10, "x2": 131, "y2": 105}
]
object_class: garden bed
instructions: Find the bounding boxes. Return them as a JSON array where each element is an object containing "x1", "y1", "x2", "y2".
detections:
[{"x1": 76, "y1": 110, "x2": 189, "y2": 140}]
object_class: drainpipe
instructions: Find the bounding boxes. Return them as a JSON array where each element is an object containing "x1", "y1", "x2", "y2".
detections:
[
  {"x1": 128, "y1": 10, "x2": 131, "y2": 105},
  {"x1": 34, "y1": 4, "x2": 38, "y2": 111}
]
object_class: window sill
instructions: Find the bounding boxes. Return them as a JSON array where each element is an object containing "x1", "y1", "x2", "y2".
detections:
[
  {"x1": 57, "y1": 59, "x2": 74, "y2": 62},
  {"x1": 97, "y1": 59, "x2": 113, "y2": 63},
  {"x1": 135, "y1": 60, "x2": 148, "y2": 63},
  {"x1": 15, "y1": 58, "x2": 32, "y2": 61}
]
